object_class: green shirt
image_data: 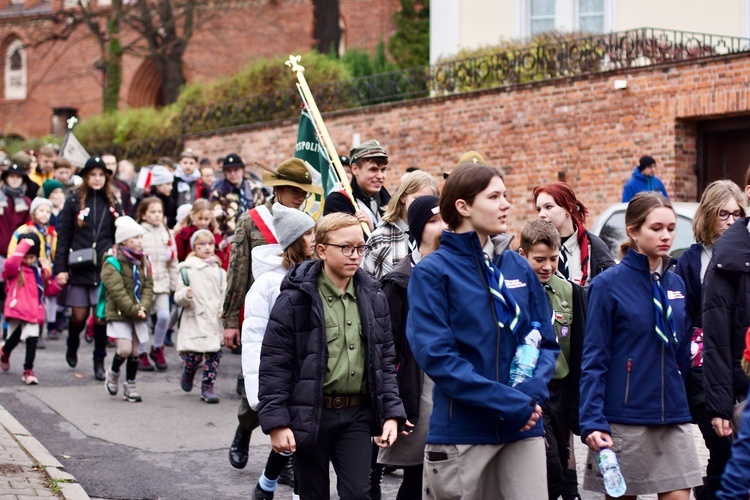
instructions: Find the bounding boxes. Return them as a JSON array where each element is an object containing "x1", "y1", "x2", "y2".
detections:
[
  {"x1": 318, "y1": 270, "x2": 366, "y2": 395},
  {"x1": 546, "y1": 274, "x2": 574, "y2": 381}
]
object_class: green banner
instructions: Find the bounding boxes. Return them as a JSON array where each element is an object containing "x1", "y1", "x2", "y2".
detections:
[{"x1": 294, "y1": 107, "x2": 339, "y2": 196}]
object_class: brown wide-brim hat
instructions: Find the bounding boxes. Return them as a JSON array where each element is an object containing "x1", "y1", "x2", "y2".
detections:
[
  {"x1": 444, "y1": 150, "x2": 487, "y2": 179},
  {"x1": 262, "y1": 158, "x2": 323, "y2": 195}
]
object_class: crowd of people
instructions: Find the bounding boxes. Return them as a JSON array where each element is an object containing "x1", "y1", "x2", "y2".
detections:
[{"x1": 1, "y1": 141, "x2": 750, "y2": 500}]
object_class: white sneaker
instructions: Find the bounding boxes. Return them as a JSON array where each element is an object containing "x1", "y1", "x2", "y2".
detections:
[
  {"x1": 105, "y1": 369, "x2": 119, "y2": 396},
  {"x1": 123, "y1": 382, "x2": 142, "y2": 403}
]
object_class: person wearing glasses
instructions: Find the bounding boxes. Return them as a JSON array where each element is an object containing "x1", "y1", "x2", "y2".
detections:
[
  {"x1": 221, "y1": 158, "x2": 322, "y2": 479},
  {"x1": 702, "y1": 178, "x2": 750, "y2": 468},
  {"x1": 674, "y1": 180, "x2": 746, "y2": 498},
  {"x1": 257, "y1": 212, "x2": 405, "y2": 500}
]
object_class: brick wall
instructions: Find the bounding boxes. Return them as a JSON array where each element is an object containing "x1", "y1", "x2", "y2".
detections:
[
  {"x1": 0, "y1": 0, "x2": 396, "y2": 138},
  {"x1": 185, "y1": 53, "x2": 750, "y2": 234}
]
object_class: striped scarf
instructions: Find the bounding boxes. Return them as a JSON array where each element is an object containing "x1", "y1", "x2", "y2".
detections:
[
  {"x1": 652, "y1": 273, "x2": 678, "y2": 345},
  {"x1": 483, "y1": 256, "x2": 521, "y2": 335},
  {"x1": 120, "y1": 246, "x2": 145, "y2": 303}
]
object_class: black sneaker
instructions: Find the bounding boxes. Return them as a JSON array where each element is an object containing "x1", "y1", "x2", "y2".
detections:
[{"x1": 251, "y1": 484, "x2": 274, "y2": 500}]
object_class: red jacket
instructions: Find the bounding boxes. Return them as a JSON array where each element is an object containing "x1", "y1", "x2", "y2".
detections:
[{"x1": 3, "y1": 239, "x2": 62, "y2": 324}]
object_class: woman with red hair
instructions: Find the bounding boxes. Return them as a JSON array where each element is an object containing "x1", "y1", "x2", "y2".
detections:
[{"x1": 533, "y1": 182, "x2": 614, "y2": 286}]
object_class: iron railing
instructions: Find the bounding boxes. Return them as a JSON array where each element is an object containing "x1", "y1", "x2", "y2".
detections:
[{"x1": 181, "y1": 28, "x2": 750, "y2": 135}]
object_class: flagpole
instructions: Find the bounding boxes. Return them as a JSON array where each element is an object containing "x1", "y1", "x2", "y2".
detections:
[
  {"x1": 59, "y1": 116, "x2": 78, "y2": 154},
  {"x1": 285, "y1": 55, "x2": 370, "y2": 237}
]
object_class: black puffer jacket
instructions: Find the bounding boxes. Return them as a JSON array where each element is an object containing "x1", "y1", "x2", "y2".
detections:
[
  {"x1": 257, "y1": 259, "x2": 405, "y2": 451},
  {"x1": 703, "y1": 218, "x2": 750, "y2": 420},
  {"x1": 588, "y1": 231, "x2": 616, "y2": 281},
  {"x1": 381, "y1": 256, "x2": 422, "y2": 425},
  {"x1": 53, "y1": 189, "x2": 119, "y2": 287}
]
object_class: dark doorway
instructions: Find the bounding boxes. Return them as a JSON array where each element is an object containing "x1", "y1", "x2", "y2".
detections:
[{"x1": 697, "y1": 116, "x2": 750, "y2": 195}]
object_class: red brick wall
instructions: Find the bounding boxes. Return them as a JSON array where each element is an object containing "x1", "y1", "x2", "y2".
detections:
[
  {"x1": 185, "y1": 54, "x2": 750, "y2": 234},
  {"x1": 0, "y1": 0, "x2": 397, "y2": 138}
]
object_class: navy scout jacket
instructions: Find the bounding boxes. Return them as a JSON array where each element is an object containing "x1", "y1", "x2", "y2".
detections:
[
  {"x1": 406, "y1": 231, "x2": 558, "y2": 445},
  {"x1": 579, "y1": 249, "x2": 692, "y2": 440}
]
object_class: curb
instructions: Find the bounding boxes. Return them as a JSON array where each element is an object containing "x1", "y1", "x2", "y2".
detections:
[{"x1": 0, "y1": 404, "x2": 90, "y2": 500}]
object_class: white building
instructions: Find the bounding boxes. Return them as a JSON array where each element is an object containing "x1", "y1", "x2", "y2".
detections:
[{"x1": 431, "y1": 0, "x2": 750, "y2": 62}]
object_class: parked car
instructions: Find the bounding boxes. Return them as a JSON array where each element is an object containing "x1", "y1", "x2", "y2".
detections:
[{"x1": 590, "y1": 202, "x2": 699, "y2": 259}]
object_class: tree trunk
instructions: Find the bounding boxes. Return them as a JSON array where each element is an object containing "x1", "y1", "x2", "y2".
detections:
[
  {"x1": 153, "y1": 53, "x2": 185, "y2": 105},
  {"x1": 103, "y1": 0, "x2": 123, "y2": 112},
  {"x1": 312, "y1": 0, "x2": 341, "y2": 57}
]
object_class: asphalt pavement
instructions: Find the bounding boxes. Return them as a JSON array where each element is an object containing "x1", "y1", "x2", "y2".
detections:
[{"x1": 0, "y1": 331, "x2": 710, "y2": 499}]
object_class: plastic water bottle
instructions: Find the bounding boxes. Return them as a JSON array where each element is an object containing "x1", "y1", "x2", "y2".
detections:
[
  {"x1": 598, "y1": 448, "x2": 627, "y2": 497},
  {"x1": 508, "y1": 321, "x2": 542, "y2": 387}
]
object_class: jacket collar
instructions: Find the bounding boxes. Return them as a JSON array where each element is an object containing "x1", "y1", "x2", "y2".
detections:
[
  {"x1": 283, "y1": 259, "x2": 381, "y2": 298},
  {"x1": 350, "y1": 176, "x2": 391, "y2": 207},
  {"x1": 621, "y1": 247, "x2": 672, "y2": 275},
  {"x1": 381, "y1": 254, "x2": 413, "y2": 288},
  {"x1": 711, "y1": 217, "x2": 750, "y2": 272},
  {"x1": 440, "y1": 230, "x2": 514, "y2": 259}
]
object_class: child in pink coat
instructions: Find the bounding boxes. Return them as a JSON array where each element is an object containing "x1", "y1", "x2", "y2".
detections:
[{"x1": 0, "y1": 233, "x2": 62, "y2": 384}]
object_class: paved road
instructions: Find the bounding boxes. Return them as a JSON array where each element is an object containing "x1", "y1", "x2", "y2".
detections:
[{"x1": 0, "y1": 333, "x2": 710, "y2": 499}]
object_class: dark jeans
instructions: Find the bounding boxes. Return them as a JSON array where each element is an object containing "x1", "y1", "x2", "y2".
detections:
[
  {"x1": 691, "y1": 402, "x2": 732, "y2": 499},
  {"x1": 295, "y1": 404, "x2": 374, "y2": 500},
  {"x1": 237, "y1": 395, "x2": 261, "y2": 432}
]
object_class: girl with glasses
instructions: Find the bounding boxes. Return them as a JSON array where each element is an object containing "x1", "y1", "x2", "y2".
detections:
[
  {"x1": 702, "y1": 174, "x2": 750, "y2": 478},
  {"x1": 674, "y1": 180, "x2": 746, "y2": 498}
]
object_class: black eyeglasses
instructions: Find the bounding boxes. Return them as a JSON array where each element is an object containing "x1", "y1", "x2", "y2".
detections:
[
  {"x1": 718, "y1": 210, "x2": 743, "y2": 221},
  {"x1": 325, "y1": 243, "x2": 366, "y2": 257}
]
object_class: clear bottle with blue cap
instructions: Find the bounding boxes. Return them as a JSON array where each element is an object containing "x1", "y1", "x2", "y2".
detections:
[{"x1": 508, "y1": 321, "x2": 542, "y2": 387}]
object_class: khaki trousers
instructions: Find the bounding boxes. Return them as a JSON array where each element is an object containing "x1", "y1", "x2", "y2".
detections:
[{"x1": 422, "y1": 437, "x2": 547, "y2": 500}]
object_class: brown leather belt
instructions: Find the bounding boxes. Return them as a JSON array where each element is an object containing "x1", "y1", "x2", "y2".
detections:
[{"x1": 322, "y1": 395, "x2": 362, "y2": 409}]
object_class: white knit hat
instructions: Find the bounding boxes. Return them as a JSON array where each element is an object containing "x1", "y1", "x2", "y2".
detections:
[
  {"x1": 30, "y1": 197, "x2": 53, "y2": 216},
  {"x1": 151, "y1": 165, "x2": 174, "y2": 186},
  {"x1": 272, "y1": 203, "x2": 315, "y2": 250},
  {"x1": 115, "y1": 216, "x2": 146, "y2": 244}
]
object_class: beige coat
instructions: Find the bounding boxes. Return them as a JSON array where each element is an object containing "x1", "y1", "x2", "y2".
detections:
[
  {"x1": 174, "y1": 256, "x2": 226, "y2": 354},
  {"x1": 141, "y1": 222, "x2": 178, "y2": 294}
]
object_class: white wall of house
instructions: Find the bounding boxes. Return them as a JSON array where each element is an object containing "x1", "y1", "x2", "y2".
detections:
[{"x1": 432, "y1": 0, "x2": 750, "y2": 62}]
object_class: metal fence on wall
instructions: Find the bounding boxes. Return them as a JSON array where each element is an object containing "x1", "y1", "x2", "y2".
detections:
[{"x1": 181, "y1": 28, "x2": 750, "y2": 136}]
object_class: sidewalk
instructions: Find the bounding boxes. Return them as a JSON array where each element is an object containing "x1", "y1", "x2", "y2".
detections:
[{"x1": 0, "y1": 403, "x2": 88, "y2": 500}]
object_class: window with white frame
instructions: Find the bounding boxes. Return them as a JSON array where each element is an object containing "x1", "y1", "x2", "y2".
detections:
[
  {"x1": 4, "y1": 39, "x2": 27, "y2": 100},
  {"x1": 520, "y1": 0, "x2": 611, "y2": 38},
  {"x1": 579, "y1": 0, "x2": 604, "y2": 33},
  {"x1": 531, "y1": 0, "x2": 556, "y2": 36}
]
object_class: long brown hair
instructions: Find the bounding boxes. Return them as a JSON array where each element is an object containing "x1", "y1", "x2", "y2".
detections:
[
  {"x1": 619, "y1": 192, "x2": 673, "y2": 259},
  {"x1": 439, "y1": 163, "x2": 503, "y2": 231},
  {"x1": 282, "y1": 228, "x2": 314, "y2": 270},
  {"x1": 76, "y1": 168, "x2": 118, "y2": 228}
]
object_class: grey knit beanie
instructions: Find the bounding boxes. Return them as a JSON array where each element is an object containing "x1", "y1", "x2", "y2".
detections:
[{"x1": 272, "y1": 203, "x2": 315, "y2": 250}]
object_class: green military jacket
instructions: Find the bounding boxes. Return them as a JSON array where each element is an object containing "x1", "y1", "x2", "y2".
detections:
[{"x1": 221, "y1": 200, "x2": 274, "y2": 330}]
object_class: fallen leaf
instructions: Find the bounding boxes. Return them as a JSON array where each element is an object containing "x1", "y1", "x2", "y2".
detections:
[{"x1": 74, "y1": 374, "x2": 86, "y2": 379}]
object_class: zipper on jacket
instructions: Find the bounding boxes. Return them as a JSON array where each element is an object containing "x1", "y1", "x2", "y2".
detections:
[
  {"x1": 661, "y1": 343, "x2": 665, "y2": 423},
  {"x1": 624, "y1": 358, "x2": 632, "y2": 405},
  {"x1": 449, "y1": 398, "x2": 454, "y2": 420}
]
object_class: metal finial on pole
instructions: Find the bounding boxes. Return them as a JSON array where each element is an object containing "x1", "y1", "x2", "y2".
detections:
[
  {"x1": 285, "y1": 55, "x2": 304, "y2": 73},
  {"x1": 286, "y1": 55, "x2": 370, "y2": 236}
]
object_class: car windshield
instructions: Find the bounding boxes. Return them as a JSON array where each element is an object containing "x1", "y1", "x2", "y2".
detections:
[{"x1": 598, "y1": 211, "x2": 694, "y2": 258}]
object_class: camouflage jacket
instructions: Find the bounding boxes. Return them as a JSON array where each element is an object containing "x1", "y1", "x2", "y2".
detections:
[{"x1": 221, "y1": 199, "x2": 274, "y2": 330}]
